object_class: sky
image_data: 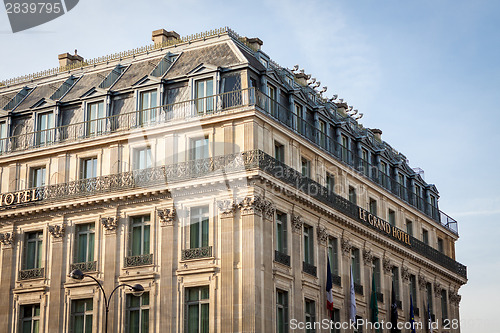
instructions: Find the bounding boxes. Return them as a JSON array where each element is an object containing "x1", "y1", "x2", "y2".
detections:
[{"x1": 1, "y1": 0, "x2": 499, "y2": 331}]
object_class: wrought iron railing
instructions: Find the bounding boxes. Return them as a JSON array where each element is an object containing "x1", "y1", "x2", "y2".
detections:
[
  {"x1": 124, "y1": 253, "x2": 153, "y2": 267},
  {"x1": 70, "y1": 261, "x2": 97, "y2": 273},
  {"x1": 181, "y1": 246, "x2": 212, "y2": 260},
  {"x1": 19, "y1": 267, "x2": 44, "y2": 280},
  {"x1": 274, "y1": 250, "x2": 291, "y2": 267},
  {"x1": 302, "y1": 261, "x2": 317, "y2": 277},
  {"x1": 354, "y1": 283, "x2": 364, "y2": 295},
  {"x1": 376, "y1": 291, "x2": 384, "y2": 303},
  {"x1": 396, "y1": 300, "x2": 402, "y2": 309},
  {"x1": 332, "y1": 274, "x2": 341, "y2": 287}
]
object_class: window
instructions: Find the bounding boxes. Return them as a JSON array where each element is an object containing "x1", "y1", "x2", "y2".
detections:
[
  {"x1": 190, "y1": 206, "x2": 209, "y2": 249},
  {"x1": 351, "y1": 248, "x2": 361, "y2": 284},
  {"x1": 328, "y1": 237, "x2": 339, "y2": 276},
  {"x1": 195, "y1": 78, "x2": 214, "y2": 114},
  {"x1": 441, "y1": 289, "x2": 448, "y2": 321},
  {"x1": 267, "y1": 84, "x2": 277, "y2": 116},
  {"x1": 190, "y1": 137, "x2": 209, "y2": 160},
  {"x1": 276, "y1": 290, "x2": 288, "y2": 333},
  {"x1": 295, "y1": 103, "x2": 304, "y2": 134},
  {"x1": 30, "y1": 167, "x2": 46, "y2": 188},
  {"x1": 86, "y1": 102, "x2": 105, "y2": 136},
  {"x1": 392, "y1": 266, "x2": 400, "y2": 301},
  {"x1": 130, "y1": 216, "x2": 150, "y2": 257},
  {"x1": 331, "y1": 308, "x2": 341, "y2": 333},
  {"x1": 410, "y1": 275, "x2": 417, "y2": 306},
  {"x1": 304, "y1": 299, "x2": 316, "y2": 333},
  {"x1": 361, "y1": 149, "x2": 369, "y2": 175},
  {"x1": 276, "y1": 211, "x2": 287, "y2": 254},
  {"x1": 138, "y1": 90, "x2": 157, "y2": 125},
  {"x1": 438, "y1": 238, "x2": 444, "y2": 253},
  {"x1": 24, "y1": 231, "x2": 43, "y2": 270},
  {"x1": 126, "y1": 292, "x2": 149, "y2": 333},
  {"x1": 415, "y1": 185, "x2": 423, "y2": 209},
  {"x1": 81, "y1": 157, "x2": 97, "y2": 179},
  {"x1": 303, "y1": 225, "x2": 314, "y2": 265},
  {"x1": 372, "y1": 257, "x2": 381, "y2": 291},
  {"x1": 388, "y1": 209, "x2": 395, "y2": 226},
  {"x1": 369, "y1": 198, "x2": 377, "y2": 215},
  {"x1": 36, "y1": 112, "x2": 54, "y2": 145},
  {"x1": 71, "y1": 298, "x2": 93, "y2": 333},
  {"x1": 380, "y1": 161, "x2": 388, "y2": 187},
  {"x1": 185, "y1": 286, "x2": 209, "y2": 333},
  {"x1": 326, "y1": 172, "x2": 335, "y2": 194},
  {"x1": 341, "y1": 135, "x2": 349, "y2": 162},
  {"x1": 406, "y1": 220, "x2": 413, "y2": 237},
  {"x1": 275, "y1": 141, "x2": 284, "y2": 163},
  {"x1": 318, "y1": 120, "x2": 326, "y2": 147},
  {"x1": 426, "y1": 282, "x2": 433, "y2": 315},
  {"x1": 348, "y1": 186, "x2": 357, "y2": 205},
  {"x1": 422, "y1": 229, "x2": 429, "y2": 245},
  {"x1": 133, "y1": 147, "x2": 152, "y2": 170},
  {"x1": 0, "y1": 121, "x2": 6, "y2": 153},
  {"x1": 301, "y1": 158, "x2": 310, "y2": 178},
  {"x1": 20, "y1": 304, "x2": 40, "y2": 333},
  {"x1": 398, "y1": 174, "x2": 406, "y2": 198},
  {"x1": 75, "y1": 224, "x2": 95, "y2": 265}
]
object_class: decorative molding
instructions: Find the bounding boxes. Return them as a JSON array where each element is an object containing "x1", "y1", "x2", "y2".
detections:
[
  {"x1": 382, "y1": 257, "x2": 392, "y2": 274},
  {"x1": 401, "y1": 266, "x2": 410, "y2": 283},
  {"x1": 48, "y1": 224, "x2": 65, "y2": 239},
  {"x1": 101, "y1": 217, "x2": 118, "y2": 233},
  {"x1": 291, "y1": 214, "x2": 303, "y2": 234},
  {"x1": 449, "y1": 291, "x2": 461, "y2": 306},
  {"x1": 262, "y1": 199, "x2": 275, "y2": 220},
  {"x1": 238, "y1": 195, "x2": 264, "y2": 216},
  {"x1": 316, "y1": 227, "x2": 328, "y2": 246},
  {"x1": 362, "y1": 249, "x2": 373, "y2": 265},
  {"x1": 341, "y1": 238, "x2": 352, "y2": 257},
  {"x1": 0, "y1": 232, "x2": 15, "y2": 247},
  {"x1": 434, "y1": 282, "x2": 442, "y2": 297},
  {"x1": 418, "y1": 274, "x2": 427, "y2": 288},
  {"x1": 157, "y1": 208, "x2": 176, "y2": 226},
  {"x1": 217, "y1": 200, "x2": 236, "y2": 216}
]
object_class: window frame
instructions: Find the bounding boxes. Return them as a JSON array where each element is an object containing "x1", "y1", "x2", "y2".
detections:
[
  {"x1": 74, "y1": 223, "x2": 95, "y2": 264},
  {"x1": 274, "y1": 141, "x2": 285, "y2": 163},
  {"x1": 80, "y1": 157, "x2": 98, "y2": 180},
  {"x1": 86, "y1": 100, "x2": 106, "y2": 137},
  {"x1": 126, "y1": 292, "x2": 150, "y2": 333},
  {"x1": 128, "y1": 215, "x2": 151, "y2": 257},
  {"x1": 190, "y1": 136, "x2": 209, "y2": 161},
  {"x1": 133, "y1": 146, "x2": 152, "y2": 170},
  {"x1": 301, "y1": 157, "x2": 311, "y2": 178},
  {"x1": 185, "y1": 286, "x2": 210, "y2": 333},
  {"x1": 303, "y1": 224, "x2": 314, "y2": 265},
  {"x1": 30, "y1": 166, "x2": 47, "y2": 188},
  {"x1": 70, "y1": 298, "x2": 93, "y2": 333},
  {"x1": 304, "y1": 298, "x2": 316, "y2": 333},
  {"x1": 351, "y1": 248, "x2": 361, "y2": 285},
  {"x1": 36, "y1": 111, "x2": 55, "y2": 145},
  {"x1": 138, "y1": 89, "x2": 159, "y2": 126},
  {"x1": 276, "y1": 289, "x2": 289, "y2": 333},
  {"x1": 275, "y1": 211, "x2": 288, "y2": 254},
  {"x1": 24, "y1": 230, "x2": 43, "y2": 270},
  {"x1": 189, "y1": 206, "x2": 210, "y2": 249},
  {"x1": 20, "y1": 303, "x2": 41, "y2": 333},
  {"x1": 328, "y1": 237, "x2": 339, "y2": 276},
  {"x1": 194, "y1": 77, "x2": 215, "y2": 114}
]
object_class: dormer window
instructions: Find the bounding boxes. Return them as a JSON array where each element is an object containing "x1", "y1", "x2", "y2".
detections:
[
  {"x1": 0, "y1": 121, "x2": 6, "y2": 153},
  {"x1": 195, "y1": 78, "x2": 214, "y2": 115},
  {"x1": 36, "y1": 112, "x2": 54, "y2": 146},
  {"x1": 138, "y1": 90, "x2": 158, "y2": 125},
  {"x1": 87, "y1": 101, "x2": 105, "y2": 137}
]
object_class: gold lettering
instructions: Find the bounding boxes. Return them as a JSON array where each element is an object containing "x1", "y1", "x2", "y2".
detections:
[
  {"x1": 23, "y1": 190, "x2": 31, "y2": 203},
  {"x1": 0, "y1": 194, "x2": 3, "y2": 206},
  {"x1": 5, "y1": 193, "x2": 14, "y2": 206},
  {"x1": 359, "y1": 208, "x2": 366, "y2": 221}
]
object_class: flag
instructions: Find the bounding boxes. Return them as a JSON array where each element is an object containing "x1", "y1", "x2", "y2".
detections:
[
  {"x1": 349, "y1": 265, "x2": 356, "y2": 322},
  {"x1": 326, "y1": 255, "x2": 334, "y2": 311},
  {"x1": 427, "y1": 302, "x2": 433, "y2": 333},
  {"x1": 409, "y1": 294, "x2": 415, "y2": 333},
  {"x1": 390, "y1": 281, "x2": 398, "y2": 332},
  {"x1": 370, "y1": 272, "x2": 378, "y2": 323}
]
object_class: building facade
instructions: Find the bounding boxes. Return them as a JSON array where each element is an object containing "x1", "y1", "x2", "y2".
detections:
[{"x1": 0, "y1": 27, "x2": 466, "y2": 332}]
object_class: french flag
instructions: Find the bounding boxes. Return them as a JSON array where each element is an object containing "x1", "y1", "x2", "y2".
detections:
[{"x1": 326, "y1": 255, "x2": 334, "y2": 311}]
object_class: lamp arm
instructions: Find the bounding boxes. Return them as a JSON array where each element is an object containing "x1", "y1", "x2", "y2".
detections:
[
  {"x1": 82, "y1": 274, "x2": 107, "y2": 305},
  {"x1": 107, "y1": 283, "x2": 136, "y2": 309}
]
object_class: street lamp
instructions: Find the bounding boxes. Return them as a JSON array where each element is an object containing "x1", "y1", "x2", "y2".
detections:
[{"x1": 69, "y1": 269, "x2": 144, "y2": 333}]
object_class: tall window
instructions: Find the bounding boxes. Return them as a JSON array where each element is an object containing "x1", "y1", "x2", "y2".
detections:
[
  {"x1": 20, "y1": 304, "x2": 40, "y2": 333},
  {"x1": 426, "y1": 282, "x2": 433, "y2": 315},
  {"x1": 328, "y1": 237, "x2": 339, "y2": 276},
  {"x1": 388, "y1": 209, "x2": 395, "y2": 226},
  {"x1": 71, "y1": 298, "x2": 93, "y2": 333},
  {"x1": 36, "y1": 112, "x2": 54, "y2": 145},
  {"x1": 380, "y1": 161, "x2": 388, "y2": 187},
  {"x1": 351, "y1": 248, "x2": 360, "y2": 285},
  {"x1": 331, "y1": 308, "x2": 341, "y2": 333},
  {"x1": 75, "y1": 224, "x2": 95, "y2": 265},
  {"x1": 369, "y1": 198, "x2": 377, "y2": 215},
  {"x1": 392, "y1": 266, "x2": 400, "y2": 301},
  {"x1": 185, "y1": 286, "x2": 209, "y2": 333},
  {"x1": 30, "y1": 167, "x2": 46, "y2": 188},
  {"x1": 190, "y1": 206, "x2": 209, "y2": 249},
  {"x1": 341, "y1": 135, "x2": 349, "y2": 162},
  {"x1": 318, "y1": 120, "x2": 326, "y2": 147},
  {"x1": 422, "y1": 229, "x2": 429, "y2": 245},
  {"x1": 139, "y1": 90, "x2": 157, "y2": 125},
  {"x1": 24, "y1": 231, "x2": 43, "y2": 270},
  {"x1": 438, "y1": 238, "x2": 444, "y2": 253},
  {"x1": 441, "y1": 290, "x2": 448, "y2": 321},
  {"x1": 406, "y1": 220, "x2": 413, "y2": 237},
  {"x1": 195, "y1": 78, "x2": 214, "y2": 114},
  {"x1": 326, "y1": 172, "x2": 335, "y2": 194},
  {"x1": 127, "y1": 292, "x2": 149, "y2": 333},
  {"x1": 295, "y1": 103, "x2": 304, "y2": 134},
  {"x1": 275, "y1": 141, "x2": 284, "y2": 163},
  {"x1": 276, "y1": 211, "x2": 287, "y2": 254},
  {"x1": 87, "y1": 102, "x2": 105, "y2": 136},
  {"x1": 410, "y1": 275, "x2": 417, "y2": 306},
  {"x1": 348, "y1": 186, "x2": 357, "y2": 205},
  {"x1": 81, "y1": 157, "x2": 97, "y2": 179},
  {"x1": 190, "y1": 137, "x2": 209, "y2": 160},
  {"x1": 0, "y1": 121, "x2": 6, "y2": 153},
  {"x1": 267, "y1": 84, "x2": 277, "y2": 116},
  {"x1": 301, "y1": 158, "x2": 311, "y2": 178},
  {"x1": 415, "y1": 185, "x2": 422, "y2": 209},
  {"x1": 276, "y1": 289, "x2": 288, "y2": 333},
  {"x1": 133, "y1": 147, "x2": 152, "y2": 170},
  {"x1": 303, "y1": 225, "x2": 314, "y2": 265},
  {"x1": 304, "y1": 299, "x2": 316, "y2": 333},
  {"x1": 129, "y1": 216, "x2": 150, "y2": 257},
  {"x1": 361, "y1": 149, "x2": 369, "y2": 175},
  {"x1": 372, "y1": 257, "x2": 381, "y2": 291}
]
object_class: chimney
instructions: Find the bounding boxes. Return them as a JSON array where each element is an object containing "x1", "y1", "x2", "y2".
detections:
[
  {"x1": 294, "y1": 72, "x2": 309, "y2": 86},
  {"x1": 152, "y1": 29, "x2": 180, "y2": 45},
  {"x1": 241, "y1": 37, "x2": 263, "y2": 51},
  {"x1": 58, "y1": 50, "x2": 83, "y2": 68},
  {"x1": 371, "y1": 128, "x2": 383, "y2": 141}
]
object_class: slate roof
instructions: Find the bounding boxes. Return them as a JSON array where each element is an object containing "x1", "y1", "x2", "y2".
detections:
[
  {"x1": 112, "y1": 58, "x2": 162, "y2": 91},
  {"x1": 15, "y1": 84, "x2": 62, "y2": 111},
  {"x1": 61, "y1": 70, "x2": 111, "y2": 102}
]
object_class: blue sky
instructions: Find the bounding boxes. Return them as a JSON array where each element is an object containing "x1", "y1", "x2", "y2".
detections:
[{"x1": 1, "y1": 0, "x2": 498, "y2": 330}]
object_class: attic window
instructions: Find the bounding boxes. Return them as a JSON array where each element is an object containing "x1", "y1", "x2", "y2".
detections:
[
  {"x1": 150, "y1": 53, "x2": 176, "y2": 78},
  {"x1": 50, "y1": 76, "x2": 77, "y2": 101},
  {"x1": 3, "y1": 87, "x2": 32, "y2": 111},
  {"x1": 99, "y1": 65, "x2": 126, "y2": 89}
]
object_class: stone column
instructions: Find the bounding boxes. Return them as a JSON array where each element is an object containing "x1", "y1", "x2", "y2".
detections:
[
  {"x1": 362, "y1": 247, "x2": 374, "y2": 318},
  {"x1": 47, "y1": 222, "x2": 66, "y2": 331},
  {"x1": 340, "y1": 236, "x2": 352, "y2": 323},
  {"x1": 261, "y1": 199, "x2": 275, "y2": 332},
  {"x1": 0, "y1": 230, "x2": 15, "y2": 333},
  {"x1": 157, "y1": 206, "x2": 177, "y2": 332},
  {"x1": 101, "y1": 216, "x2": 118, "y2": 333},
  {"x1": 317, "y1": 226, "x2": 328, "y2": 323},
  {"x1": 291, "y1": 213, "x2": 304, "y2": 324},
  {"x1": 382, "y1": 256, "x2": 393, "y2": 323}
]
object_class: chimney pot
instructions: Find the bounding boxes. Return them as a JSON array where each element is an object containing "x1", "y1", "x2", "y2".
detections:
[
  {"x1": 58, "y1": 52, "x2": 83, "y2": 68},
  {"x1": 371, "y1": 128, "x2": 383, "y2": 141},
  {"x1": 241, "y1": 37, "x2": 263, "y2": 51},
  {"x1": 294, "y1": 72, "x2": 308, "y2": 86},
  {"x1": 152, "y1": 29, "x2": 180, "y2": 45}
]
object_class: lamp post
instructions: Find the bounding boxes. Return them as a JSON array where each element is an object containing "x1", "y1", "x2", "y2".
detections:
[{"x1": 69, "y1": 269, "x2": 144, "y2": 333}]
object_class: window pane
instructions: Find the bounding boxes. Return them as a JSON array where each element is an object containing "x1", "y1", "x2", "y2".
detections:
[
  {"x1": 144, "y1": 225, "x2": 150, "y2": 254},
  {"x1": 200, "y1": 303, "x2": 209, "y2": 333},
  {"x1": 190, "y1": 222, "x2": 200, "y2": 249},
  {"x1": 85, "y1": 315, "x2": 92, "y2": 333},
  {"x1": 188, "y1": 304, "x2": 199, "y2": 333},
  {"x1": 88, "y1": 232, "x2": 95, "y2": 262},
  {"x1": 202, "y1": 219, "x2": 209, "y2": 247},
  {"x1": 129, "y1": 310, "x2": 139, "y2": 332},
  {"x1": 141, "y1": 309, "x2": 149, "y2": 333},
  {"x1": 78, "y1": 233, "x2": 87, "y2": 262},
  {"x1": 132, "y1": 226, "x2": 142, "y2": 256}
]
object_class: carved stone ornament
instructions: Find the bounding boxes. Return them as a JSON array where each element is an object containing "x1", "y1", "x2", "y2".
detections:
[
  {"x1": 401, "y1": 266, "x2": 410, "y2": 283},
  {"x1": 418, "y1": 274, "x2": 427, "y2": 288},
  {"x1": 101, "y1": 217, "x2": 118, "y2": 232},
  {"x1": 341, "y1": 238, "x2": 352, "y2": 257},
  {"x1": 362, "y1": 249, "x2": 373, "y2": 265},
  {"x1": 291, "y1": 214, "x2": 303, "y2": 234},
  {"x1": 48, "y1": 224, "x2": 65, "y2": 239},
  {"x1": 434, "y1": 282, "x2": 442, "y2": 297},
  {"x1": 449, "y1": 292, "x2": 462, "y2": 306},
  {"x1": 0, "y1": 232, "x2": 15, "y2": 246},
  {"x1": 382, "y1": 257, "x2": 392, "y2": 274},
  {"x1": 316, "y1": 227, "x2": 328, "y2": 246},
  {"x1": 157, "y1": 208, "x2": 176, "y2": 226},
  {"x1": 239, "y1": 195, "x2": 264, "y2": 215},
  {"x1": 262, "y1": 200, "x2": 275, "y2": 220},
  {"x1": 217, "y1": 200, "x2": 235, "y2": 215}
]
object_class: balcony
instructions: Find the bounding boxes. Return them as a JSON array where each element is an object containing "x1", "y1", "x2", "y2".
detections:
[
  {"x1": 302, "y1": 261, "x2": 317, "y2": 277},
  {"x1": 332, "y1": 274, "x2": 341, "y2": 287},
  {"x1": 70, "y1": 261, "x2": 97, "y2": 273},
  {"x1": 181, "y1": 246, "x2": 212, "y2": 260},
  {"x1": 124, "y1": 253, "x2": 153, "y2": 267},
  {"x1": 354, "y1": 283, "x2": 363, "y2": 295},
  {"x1": 19, "y1": 267, "x2": 44, "y2": 280},
  {"x1": 274, "y1": 250, "x2": 290, "y2": 267}
]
